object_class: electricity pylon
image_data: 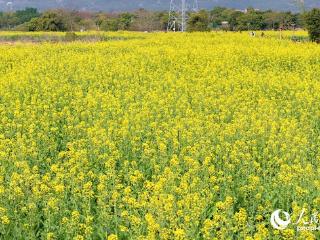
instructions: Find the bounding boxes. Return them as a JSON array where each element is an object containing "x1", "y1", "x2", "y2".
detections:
[{"x1": 167, "y1": 0, "x2": 199, "y2": 32}]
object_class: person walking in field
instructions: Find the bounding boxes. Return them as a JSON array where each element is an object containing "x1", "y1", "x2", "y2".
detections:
[{"x1": 250, "y1": 31, "x2": 256, "y2": 37}]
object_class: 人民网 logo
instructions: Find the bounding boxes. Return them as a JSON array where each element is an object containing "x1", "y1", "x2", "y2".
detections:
[{"x1": 270, "y1": 209, "x2": 291, "y2": 230}]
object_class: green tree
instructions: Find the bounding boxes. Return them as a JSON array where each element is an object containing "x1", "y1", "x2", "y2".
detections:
[
  {"x1": 0, "y1": 12, "x2": 19, "y2": 29},
  {"x1": 15, "y1": 8, "x2": 39, "y2": 25},
  {"x1": 263, "y1": 10, "x2": 281, "y2": 29},
  {"x1": 118, "y1": 12, "x2": 134, "y2": 30},
  {"x1": 237, "y1": 9, "x2": 266, "y2": 30},
  {"x1": 210, "y1": 7, "x2": 226, "y2": 27},
  {"x1": 130, "y1": 8, "x2": 162, "y2": 31},
  {"x1": 304, "y1": 8, "x2": 320, "y2": 43},
  {"x1": 100, "y1": 18, "x2": 119, "y2": 31},
  {"x1": 228, "y1": 11, "x2": 244, "y2": 31},
  {"x1": 210, "y1": 7, "x2": 230, "y2": 28},
  {"x1": 278, "y1": 11, "x2": 297, "y2": 29},
  {"x1": 0, "y1": 8, "x2": 39, "y2": 29},
  {"x1": 94, "y1": 13, "x2": 107, "y2": 30},
  {"x1": 79, "y1": 18, "x2": 97, "y2": 31},
  {"x1": 158, "y1": 12, "x2": 169, "y2": 31},
  {"x1": 188, "y1": 10, "x2": 210, "y2": 32},
  {"x1": 27, "y1": 11, "x2": 66, "y2": 31}
]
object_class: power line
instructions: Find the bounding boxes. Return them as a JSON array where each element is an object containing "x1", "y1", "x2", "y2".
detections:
[{"x1": 167, "y1": 0, "x2": 199, "y2": 32}]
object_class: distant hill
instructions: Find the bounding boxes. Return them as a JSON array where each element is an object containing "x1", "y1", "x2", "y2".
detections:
[{"x1": 0, "y1": 0, "x2": 319, "y2": 12}]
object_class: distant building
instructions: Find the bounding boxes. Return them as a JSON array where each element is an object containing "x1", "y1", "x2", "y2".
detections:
[
  {"x1": 235, "y1": 9, "x2": 246, "y2": 13},
  {"x1": 221, "y1": 21, "x2": 229, "y2": 30},
  {"x1": 235, "y1": 8, "x2": 260, "y2": 13}
]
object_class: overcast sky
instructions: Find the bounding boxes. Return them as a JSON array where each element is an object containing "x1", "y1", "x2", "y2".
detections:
[{"x1": 0, "y1": 0, "x2": 319, "y2": 12}]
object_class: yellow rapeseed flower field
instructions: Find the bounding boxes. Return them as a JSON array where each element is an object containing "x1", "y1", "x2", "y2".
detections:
[{"x1": 0, "y1": 31, "x2": 319, "y2": 239}]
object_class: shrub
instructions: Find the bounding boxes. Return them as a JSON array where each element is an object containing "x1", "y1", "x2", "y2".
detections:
[
  {"x1": 304, "y1": 8, "x2": 320, "y2": 43},
  {"x1": 65, "y1": 32, "x2": 78, "y2": 41}
]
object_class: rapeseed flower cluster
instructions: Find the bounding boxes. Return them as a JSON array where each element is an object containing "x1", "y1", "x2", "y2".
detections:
[{"x1": 0, "y1": 31, "x2": 319, "y2": 239}]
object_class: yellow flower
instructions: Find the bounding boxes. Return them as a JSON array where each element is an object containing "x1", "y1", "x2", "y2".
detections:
[
  {"x1": 46, "y1": 232, "x2": 55, "y2": 240},
  {"x1": 0, "y1": 30, "x2": 318, "y2": 240},
  {"x1": 54, "y1": 184, "x2": 65, "y2": 193},
  {"x1": 119, "y1": 225, "x2": 128, "y2": 232},
  {"x1": 234, "y1": 208, "x2": 247, "y2": 227},
  {"x1": 71, "y1": 211, "x2": 80, "y2": 222},
  {"x1": 73, "y1": 235, "x2": 84, "y2": 240},
  {"x1": 107, "y1": 234, "x2": 118, "y2": 240},
  {"x1": 174, "y1": 228, "x2": 186, "y2": 239},
  {"x1": 1, "y1": 216, "x2": 10, "y2": 225}
]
